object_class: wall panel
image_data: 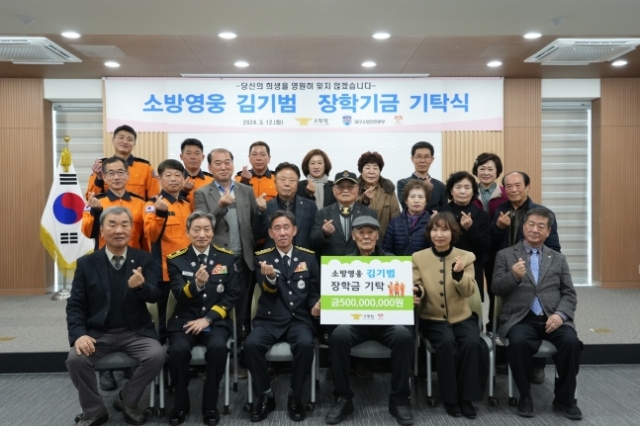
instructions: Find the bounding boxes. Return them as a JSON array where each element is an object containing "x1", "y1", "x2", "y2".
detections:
[
  {"x1": 442, "y1": 131, "x2": 504, "y2": 180},
  {"x1": 593, "y1": 79, "x2": 640, "y2": 287},
  {"x1": 503, "y1": 79, "x2": 542, "y2": 203},
  {"x1": 0, "y1": 79, "x2": 52, "y2": 294}
]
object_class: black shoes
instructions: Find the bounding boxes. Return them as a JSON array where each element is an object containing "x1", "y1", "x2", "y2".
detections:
[
  {"x1": 169, "y1": 409, "x2": 189, "y2": 425},
  {"x1": 99, "y1": 370, "x2": 117, "y2": 391},
  {"x1": 516, "y1": 394, "x2": 534, "y2": 417},
  {"x1": 250, "y1": 394, "x2": 275, "y2": 422},
  {"x1": 443, "y1": 402, "x2": 461, "y2": 417},
  {"x1": 325, "y1": 397, "x2": 354, "y2": 424},
  {"x1": 287, "y1": 395, "x2": 306, "y2": 422},
  {"x1": 531, "y1": 367, "x2": 545, "y2": 384},
  {"x1": 553, "y1": 398, "x2": 583, "y2": 420},
  {"x1": 389, "y1": 404, "x2": 413, "y2": 425},
  {"x1": 203, "y1": 408, "x2": 221, "y2": 425},
  {"x1": 460, "y1": 400, "x2": 477, "y2": 419},
  {"x1": 113, "y1": 391, "x2": 146, "y2": 425},
  {"x1": 75, "y1": 408, "x2": 109, "y2": 426}
]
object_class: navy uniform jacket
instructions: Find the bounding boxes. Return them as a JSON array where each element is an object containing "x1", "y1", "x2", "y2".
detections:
[
  {"x1": 252, "y1": 195, "x2": 319, "y2": 250},
  {"x1": 166, "y1": 244, "x2": 240, "y2": 332},
  {"x1": 252, "y1": 246, "x2": 320, "y2": 339},
  {"x1": 66, "y1": 247, "x2": 160, "y2": 347}
]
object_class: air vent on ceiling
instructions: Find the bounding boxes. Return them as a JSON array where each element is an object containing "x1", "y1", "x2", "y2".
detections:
[
  {"x1": 525, "y1": 38, "x2": 640, "y2": 66},
  {"x1": 0, "y1": 37, "x2": 81, "y2": 64}
]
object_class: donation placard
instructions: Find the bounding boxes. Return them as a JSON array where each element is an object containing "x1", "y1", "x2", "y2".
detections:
[{"x1": 320, "y1": 256, "x2": 414, "y2": 325}]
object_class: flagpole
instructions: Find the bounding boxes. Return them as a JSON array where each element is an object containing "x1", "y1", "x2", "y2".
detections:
[
  {"x1": 51, "y1": 267, "x2": 71, "y2": 300},
  {"x1": 50, "y1": 135, "x2": 74, "y2": 301}
]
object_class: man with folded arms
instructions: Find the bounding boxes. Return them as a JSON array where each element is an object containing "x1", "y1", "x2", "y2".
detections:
[{"x1": 66, "y1": 206, "x2": 165, "y2": 426}]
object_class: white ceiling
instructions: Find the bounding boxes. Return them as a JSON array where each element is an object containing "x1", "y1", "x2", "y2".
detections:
[{"x1": 1, "y1": 0, "x2": 640, "y2": 78}]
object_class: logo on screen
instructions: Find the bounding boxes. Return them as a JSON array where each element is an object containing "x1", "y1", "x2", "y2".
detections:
[{"x1": 342, "y1": 115, "x2": 352, "y2": 126}]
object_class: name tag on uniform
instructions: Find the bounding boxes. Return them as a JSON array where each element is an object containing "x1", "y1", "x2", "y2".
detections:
[
  {"x1": 294, "y1": 262, "x2": 308, "y2": 273},
  {"x1": 182, "y1": 271, "x2": 194, "y2": 277},
  {"x1": 212, "y1": 264, "x2": 228, "y2": 275}
]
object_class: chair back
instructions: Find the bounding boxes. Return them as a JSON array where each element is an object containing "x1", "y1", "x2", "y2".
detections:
[
  {"x1": 468, "y1": 289, "x2": 483, "y2": 329},
  {"x1": 493, "y1": 296, "x2": 503, "y2": 335},
  {"x1": 250, "y1": 283, "x2": 262, "y2": 322},
  {"x1": 166, "y1": 291, "x2": 178, "y2": 327},
  {"x1": 146, "y1": 302, "x2": 160, "y2": 335}
]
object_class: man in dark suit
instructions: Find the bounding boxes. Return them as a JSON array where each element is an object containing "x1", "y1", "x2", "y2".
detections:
[
  {"x1": 253, "y1": 162, "x2": 318, "y2": 250},
  {"x1": 493, "y1": 206, "x2": 581, "y2": 420},
  {"x1": 244, "y1": 210, "x2": 320, "y2": 422},
  {"x1": 310, "y1": 171, "x2": 377, "y2": 256},
  {"x1": 324, "y1": 216, "x2": 414, "y2": 426},
  {"x1": 166, "y1": 211, "x2": 240, "y2": 426},
  {"x1": 66, "y1": 206, "x2": 165, "y2": 426},
  {"x1": 194, "y1": 148, "x2": 267, "y2": 370}
]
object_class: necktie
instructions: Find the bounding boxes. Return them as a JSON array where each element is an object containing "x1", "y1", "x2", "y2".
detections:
[
  {"x1": 530, "y1": 249, "x2": 543, "y2": 315},
  {"x1": 281, "y1": 255, "x2": 290, "y2": 277},
  {"x1": 112, "y1": 256, "x2": 123, "y2": 270},
  {"x1": 283, "y1": 201, "x2": 291, "y2": 211},
  {"x1": 198, "y1": 254, "x2": 207, "y2": 265}
]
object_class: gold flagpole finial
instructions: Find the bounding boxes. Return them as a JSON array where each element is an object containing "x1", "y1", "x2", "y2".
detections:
[{"x1": 61, "y1": 135, "x2": 72, "y2": 172}]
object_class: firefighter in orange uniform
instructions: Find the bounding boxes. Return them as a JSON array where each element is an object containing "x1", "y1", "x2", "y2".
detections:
[
  {"x1": 235, "y1": 141, "x2": 278, "y2": 201},
  {"x1": 144, "y1": 159, "x2": 192, "y2": 340},
  {"x1": 82, "y1": 156, "x2": 147, "y2": 251},
  {"x1": 179, "y1": 138, "x2": 213, "y2": 209},
  {"x1": 86, "y1": 124, "x2": 160, "y2": 201}
]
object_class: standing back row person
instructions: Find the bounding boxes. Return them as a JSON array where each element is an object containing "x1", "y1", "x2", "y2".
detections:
[
  {"x1": 235, "y1": 141, "x2": 278, "y2": 202},
  {"x1": 297, "y1": 149, "x2": 337, "y2": 209},
  {"x1": 179, "y1": 138, "x2": 214, "y2": 210},
  {"x1": 397, "y1": 141, "x2": 447, "y2": 214},
  {"x1": 86, "y1": 124, "x2": 160, "y2": 201},
  {"x1": 253, "y1": 162, "x2": 318, "y2": 250}
]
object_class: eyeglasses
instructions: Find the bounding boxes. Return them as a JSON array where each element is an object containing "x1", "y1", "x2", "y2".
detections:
[
  {"x1": 104, "y1": 170, "x2": 127, "y2": 177},
  {"x1": 413, "y1": 155, "x2": 433, "y2": 161},
  {"x1": 277, "y1": 178, "x2": 298, "y2": 184}
]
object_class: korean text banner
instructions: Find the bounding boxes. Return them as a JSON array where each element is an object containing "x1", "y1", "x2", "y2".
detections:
[
  {"x1": 105, "y1": 77, "x2": 503, "y2": 132},
  {"x1": 320, "y1": 256, "x2": 414, "y2": 325}
]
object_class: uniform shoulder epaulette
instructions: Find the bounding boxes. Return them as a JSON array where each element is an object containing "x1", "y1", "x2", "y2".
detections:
[
  {"x1": 204, "y1": 171, "x2": 213, "y2": 177},
  {"x1": 167, "y1": 247, "x2": 188, "y2": 259},
  {"x1": 295, "y1": 246, "x2": 315, "y2": 254},
  {"x1": 132, "y1": 156, "x2": 151, "y2": 165},
  {"x1": 130, "y1": 193, "x2": 145, "y2": 200},
  {"x1": 255, "y1": 247, "x2": 276, "y2": 256},
  {"x1": 213, "y1": 244, "x2": 234, "y2": 255}
]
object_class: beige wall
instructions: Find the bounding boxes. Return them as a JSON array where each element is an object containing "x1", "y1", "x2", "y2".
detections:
[
  {"x1": 0, "y1": 79, "x2": 53, "y2": 295},
  {"x1": 592, "y1": 79, "x2": 640, "y2": 287}
]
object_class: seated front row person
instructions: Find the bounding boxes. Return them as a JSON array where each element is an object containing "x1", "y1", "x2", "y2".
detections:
[
  {"x1": 412, "y1": 212, "x2": 489, "y2": 419},
  {"x1": 493, "y1": 206, "x2": 582, "y2": 420},
  {"x1": 66, "y1": 206, "x2": 165, "y2": 426},
  {"x1": 166, "y1": 211, "x2": 240, "y2": 426},
  {"x1": 325, "y1": 216, "x2": 415, "y2": 426},
  {"x1": 244, "y1": 210, "x2": 320, "y2": 423}
]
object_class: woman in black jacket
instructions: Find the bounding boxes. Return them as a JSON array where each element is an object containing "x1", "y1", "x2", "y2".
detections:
[
  {"x1": 383, "y1": 179, "x2": 432, "y2": 255},
  {"x1": 440, "y1": 171, "x2": 491, "y2": 300}
]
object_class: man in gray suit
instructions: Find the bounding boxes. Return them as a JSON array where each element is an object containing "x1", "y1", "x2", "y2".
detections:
[
  {"x1": 310, "y1": 171, "x2": 377, "y2": 256},
  {"x1": 194, "y1": 148, "x2": 267, "y2": 355},
  {"x1": 493, "y1": 206, "x2": 581, "y2": 420}
]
